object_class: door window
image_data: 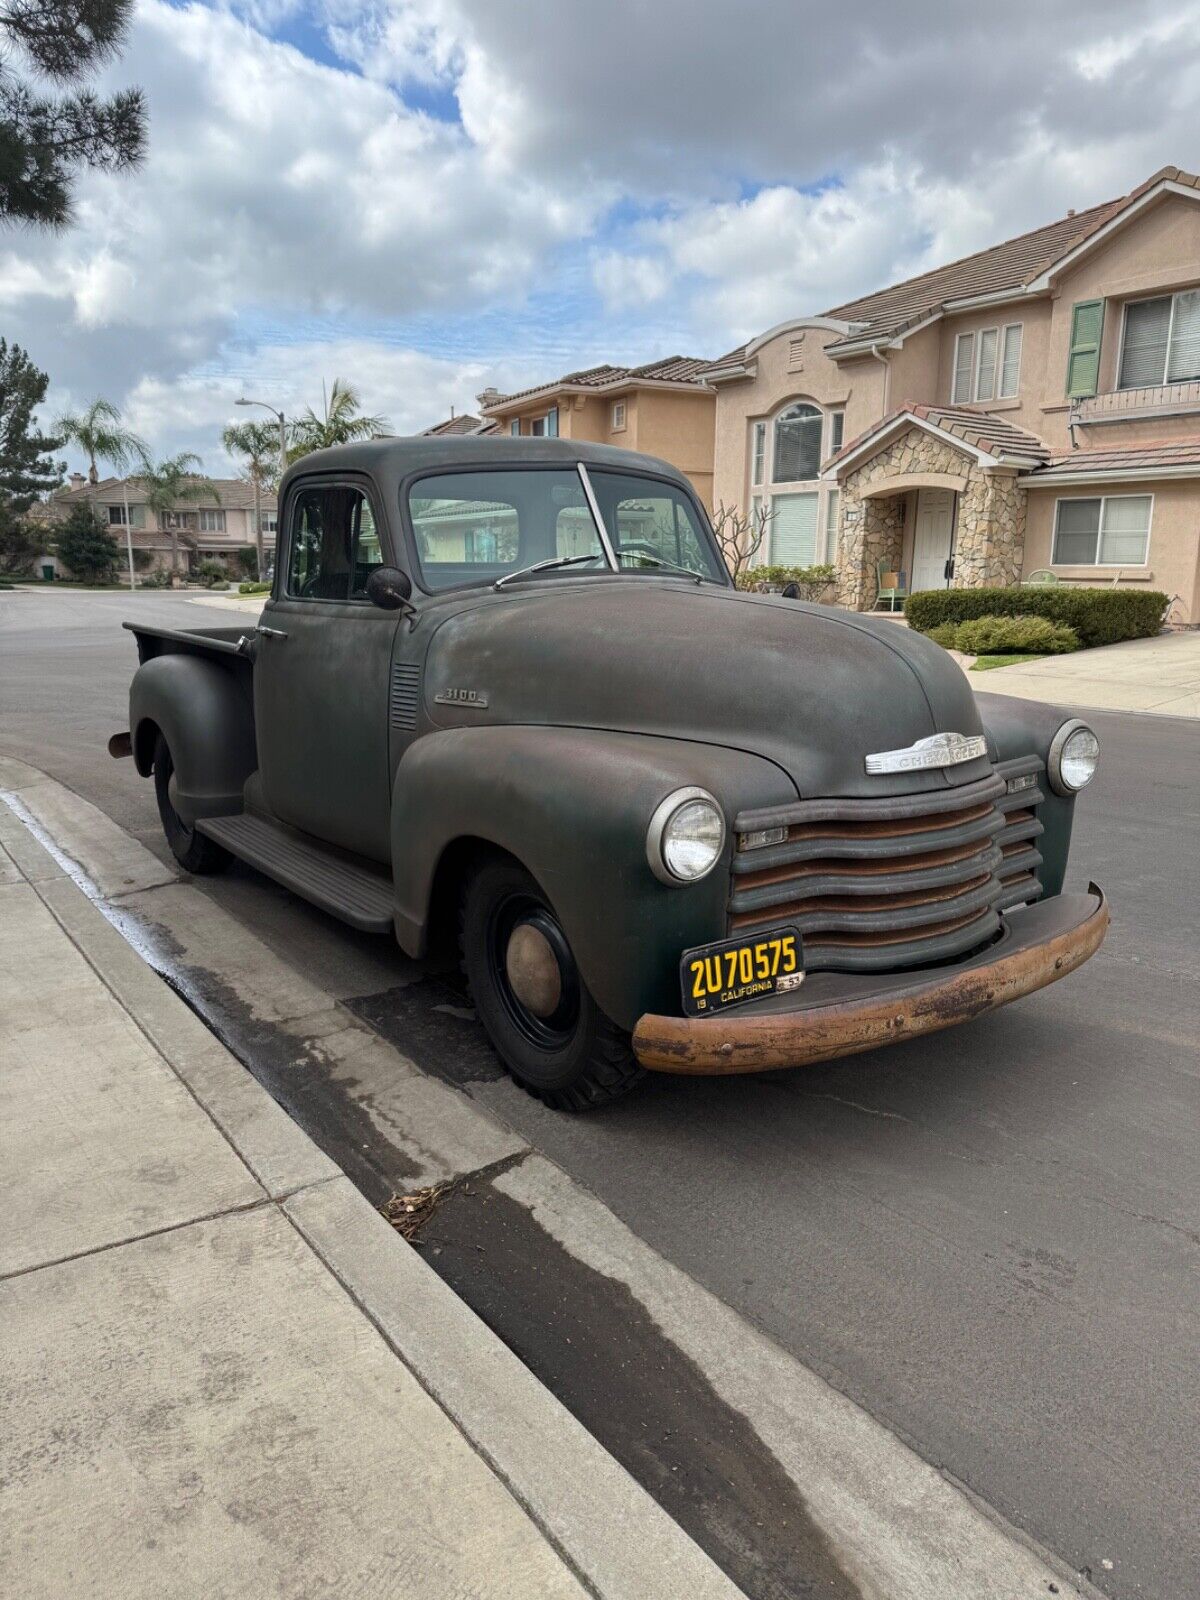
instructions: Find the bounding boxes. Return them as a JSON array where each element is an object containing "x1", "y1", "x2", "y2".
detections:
[{"x1": 286, "y1": 484, "x2": 386, "y2": 601}]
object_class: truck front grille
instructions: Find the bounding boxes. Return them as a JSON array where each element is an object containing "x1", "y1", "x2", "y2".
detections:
[{"x1": 730, "y1": 761, "x2": 1044, "y2": 974}]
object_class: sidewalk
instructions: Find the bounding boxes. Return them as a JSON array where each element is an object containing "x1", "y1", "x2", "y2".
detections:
[
  {"x1": 958, "y1": 628, "x2": 1200, "y2": 716},
  {"x1": 0, "y1": 800, "x2": 741, "y2": 1600}
]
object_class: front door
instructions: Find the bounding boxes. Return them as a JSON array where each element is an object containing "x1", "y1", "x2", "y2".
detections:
[
  {"x1": 254, "y1": 476, "x2": 399, "y2": 863},
  {"x1": 911, "y1": 487, "x2": 956, "y2": 592}
]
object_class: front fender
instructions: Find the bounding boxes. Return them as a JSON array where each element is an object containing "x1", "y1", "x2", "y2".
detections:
[
  {"x1": 392, "y1": 726, "x2": 795, "y2": 1030},
  {"x1": 130, "y1": 653, "x2": 257, "y2": 824}
]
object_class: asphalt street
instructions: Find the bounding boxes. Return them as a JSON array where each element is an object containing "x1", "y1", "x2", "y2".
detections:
[{"x1": 2, "y1": 588, "x2": 1197, "y2": 1600}]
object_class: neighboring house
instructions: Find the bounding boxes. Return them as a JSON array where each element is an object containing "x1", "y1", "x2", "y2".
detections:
[
  {"x1": 477, "y1": 357, "x2": 717, "y2": 509},
  {"x1": 45, "y1": 474, "x2": 279, "y2": 577},
  {"x1": 704, "y1": 165, "x2": 1200, "y2": 621},
  {"x1": 420, "y1": 413, "x2": 499, "y2": 436}
]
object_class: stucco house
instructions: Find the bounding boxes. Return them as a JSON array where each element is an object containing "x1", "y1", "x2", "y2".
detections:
[
  {"x1": 703, "y1": 165, "x2": 1200, "y2": 621},
  {"x1": 477, "y1": 357, "x2": 716, "y2": 509},
  {"x1": 45, "y1": 474, "x2": 279, "y2": 578},
  {"x1": 420, "y1": 412, "x2": 499, "y2": 437}
]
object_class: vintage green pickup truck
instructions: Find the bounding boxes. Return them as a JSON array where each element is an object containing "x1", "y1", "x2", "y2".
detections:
[{"x1": 118, "y1": 437, "x2": 1108, "y2": 1109}]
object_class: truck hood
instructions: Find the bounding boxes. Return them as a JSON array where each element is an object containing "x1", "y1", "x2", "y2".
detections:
[{"x1": 423, "y1": 579, "x2": 993, "y2": 799}]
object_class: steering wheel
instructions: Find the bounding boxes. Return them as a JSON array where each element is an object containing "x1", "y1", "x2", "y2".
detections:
[{"x1": 617, "y1": 540, "x2": 665, "y2": 561}]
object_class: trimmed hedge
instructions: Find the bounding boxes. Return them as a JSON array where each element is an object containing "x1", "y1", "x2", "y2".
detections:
[
  {"x1": 238, "y1": 581, "x2": 271, "y2": 594},
  {"x1": 905, "y1": 585, "x2": 1167, "y2": 649},
  {"x1": 952, "y1": 615, "x2": 1079, "y2": 655}
]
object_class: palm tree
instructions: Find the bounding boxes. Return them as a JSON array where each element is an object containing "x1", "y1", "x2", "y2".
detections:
[
  {"x1": 222, "y1": 418, "x2": 278, "y2": 580},
  {"x1": 54, "y1": 398, "x2": 148, "y2": 588},
  {"x1": 289, "y1": 378, "x2": 390, "y2": 459},
  {"x1": 131, "y1": 452, "x2": 220, "y2": 578}
]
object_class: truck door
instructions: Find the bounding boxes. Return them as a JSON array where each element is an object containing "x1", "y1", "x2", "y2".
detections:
[{"x1": 253, "y1": 475, "x2": 399, "y2": 863}]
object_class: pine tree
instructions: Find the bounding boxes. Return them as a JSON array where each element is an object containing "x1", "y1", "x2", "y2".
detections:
[
  {"x1": 55, "y1": 499, "x2": 118, "y2": 581},
  {"x1": 0, "y1": 338, "x2": 62, "y2": 508},
  {"x1": 0, "y1": 0, "x2": 147, "y2": 227}
]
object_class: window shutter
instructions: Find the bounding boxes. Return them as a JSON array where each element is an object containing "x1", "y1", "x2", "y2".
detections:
[
  {"x1": 952, "y1": 334, "x2": 975, "y2": 403},
  {"x1": 1066, "y1": 299, "x2": 1104, "y2": 397},
  {"x1": 771, "y1": 492, "x2": 819, "y2": 565}
]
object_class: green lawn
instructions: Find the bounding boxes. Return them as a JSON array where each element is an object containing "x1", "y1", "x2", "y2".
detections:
[{"x1": 969, "y1": 653, "x2": 1048, "y2": 672}]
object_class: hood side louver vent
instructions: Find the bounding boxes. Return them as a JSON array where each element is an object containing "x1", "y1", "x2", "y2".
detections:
[{"x1": 390, "y1": 662, "x2": 422, "y2": 731}]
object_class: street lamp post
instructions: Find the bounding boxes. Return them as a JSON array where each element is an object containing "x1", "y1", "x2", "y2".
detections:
[{"x1": 235, "y1": 397, "x2": 287, "y2": 579}]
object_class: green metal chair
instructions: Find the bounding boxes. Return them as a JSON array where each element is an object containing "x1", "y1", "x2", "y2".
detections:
[
  {"x1": 1022, "y1": 569, "x2": 1060, "y2": 586},
  {"x1": 874, "y1": 561, "x2": 908, "y2": 612}
]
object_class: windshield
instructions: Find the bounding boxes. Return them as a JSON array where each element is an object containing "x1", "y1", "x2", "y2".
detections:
[
  {"x1": 407, "y1": 465, "x2": 727, "y2": 592},
  {"x1": 585, "y1": 469, "x2": 726, "y2": 583},
  {"x1": 409, "y1": 469, "x2": 606, "y2": 592}
]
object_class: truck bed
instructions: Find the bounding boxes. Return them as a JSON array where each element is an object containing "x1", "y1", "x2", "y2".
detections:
[{"x1": 123, "y1": 621, "x2": 253, "y2": 665}]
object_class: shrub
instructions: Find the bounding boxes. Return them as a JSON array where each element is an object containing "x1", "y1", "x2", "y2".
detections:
[
  {"x1": 55, "y1": 503, "x2": 120, "y2": 583},
  {"x1": 195, "y1": 560, "x2": 226, "y2": 587},
  {"x1": 235, "y1": 546, "x2": 258, "y2": 576},
  {"x1": 238, "y1": 580, "x2": 271, "y2": 594},
  {"x1": 905, "y1": 585, "x2": 1167, "y2": 649},
  {"x1": 736, "y1": 564, "x2": 837, "y2": 600},
  {"x1": 953, "y1": 614, "x2": 1079, "y2": 655},
  {"x1": 927, "y1": 622, "x2": 960, "y2": 649},
  {"x1": 140, "y1": 569, "x2": 171, "y2": 589}
]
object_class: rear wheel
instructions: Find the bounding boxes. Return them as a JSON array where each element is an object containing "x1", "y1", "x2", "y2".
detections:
[
  {"x1": 460, "y1": 856, "x2": 644, "y2": 1112},
  {"x1": 152, "y1": 733, "x2": 230, "y2": 875}
]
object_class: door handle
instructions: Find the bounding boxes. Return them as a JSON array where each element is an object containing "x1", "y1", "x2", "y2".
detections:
[{"x1": 255, "y1": 625, "x2": 288, "y2": 639}]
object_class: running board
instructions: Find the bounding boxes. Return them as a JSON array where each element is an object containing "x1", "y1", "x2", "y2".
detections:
[{"x1": 196, "y1": 813, "x2": 394, "y2": 933}]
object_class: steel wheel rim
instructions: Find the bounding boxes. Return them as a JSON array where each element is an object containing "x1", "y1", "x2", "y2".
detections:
[{"x1": 487, "y1": 891, "x2": 580, "y2": 1051}]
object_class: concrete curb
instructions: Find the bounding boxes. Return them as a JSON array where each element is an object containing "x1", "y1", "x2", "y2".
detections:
[{"x1": 0, "y1": 785, "x2": 744, "y2": 1600}]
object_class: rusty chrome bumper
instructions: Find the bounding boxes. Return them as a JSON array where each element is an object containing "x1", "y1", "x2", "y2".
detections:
[{"x1": 632, "y1": 885, "x2": 1109, "y2": 1075}]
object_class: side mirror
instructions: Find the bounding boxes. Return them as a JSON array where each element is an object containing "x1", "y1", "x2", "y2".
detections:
[
  {"x1": 365, "y1": 566, "x2": 413, "y2": 611},
  {"x1": 781, "y1": 581, "x2": 801, "y2": 599}
]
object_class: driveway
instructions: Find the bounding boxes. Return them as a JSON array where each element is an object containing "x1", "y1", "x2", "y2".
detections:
[{"x1": 957, "y1": 629, "x2": 1200, "y2": 716}]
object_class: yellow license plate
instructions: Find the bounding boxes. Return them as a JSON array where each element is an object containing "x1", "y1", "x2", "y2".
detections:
[{"x1": 680, "y1": 928, "x2": 803, "y2": 1016}]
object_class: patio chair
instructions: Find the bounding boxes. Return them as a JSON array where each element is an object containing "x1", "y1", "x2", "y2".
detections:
[
  {"x1": 1022, "y1": 569, "x2": 1060, "y2": 586},
  {"x1": 874, "y1": 562, "x2": 908, "y2": 612}
]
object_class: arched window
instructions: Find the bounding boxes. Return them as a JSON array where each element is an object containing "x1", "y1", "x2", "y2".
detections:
[{"x1": 773, "y1": 403, "x2": 822, "y2": 483}]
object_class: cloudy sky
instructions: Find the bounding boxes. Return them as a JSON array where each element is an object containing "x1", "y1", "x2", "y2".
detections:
[{"x1": 6, "y1": 0, "x2": 1200, "y2": 475}]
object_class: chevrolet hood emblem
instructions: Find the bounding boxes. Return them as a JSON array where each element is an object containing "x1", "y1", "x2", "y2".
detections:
[{"x1": 865, "y1": 731, "x2": 988, "y2": 775}]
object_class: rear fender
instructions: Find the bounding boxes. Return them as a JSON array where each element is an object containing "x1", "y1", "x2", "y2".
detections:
[
  {"x1": 130, "y1": 653, "x2": 257, "y2": 824},
  {"x1": 391, "y1": 725, "x2": 795, "y2": 1030}
]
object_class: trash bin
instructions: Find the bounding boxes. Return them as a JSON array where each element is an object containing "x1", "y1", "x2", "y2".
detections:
[{"x1": 41, "y1": 563, "x2": 54, "y2": 581}]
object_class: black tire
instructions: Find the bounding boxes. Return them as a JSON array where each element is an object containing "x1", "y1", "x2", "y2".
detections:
[
  {"x1": 152, "y1": 733, "x2": 230, "y2": 875},
  {"x1": 460, "y1": 856, "x2": 644, "y2": 1112}
]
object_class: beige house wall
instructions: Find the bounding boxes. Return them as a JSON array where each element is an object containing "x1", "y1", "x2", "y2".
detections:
[
  {"x1": 488, "y1": 386, "x2": 715, "y2": 509},
  {"x1": 1023, "y1": 479, "x2": 1200, "y2": 623}
]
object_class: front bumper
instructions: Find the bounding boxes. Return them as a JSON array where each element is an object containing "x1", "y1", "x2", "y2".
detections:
[{"x1": 632, "y1": 885, "x2": 1109, "y2": 1075}]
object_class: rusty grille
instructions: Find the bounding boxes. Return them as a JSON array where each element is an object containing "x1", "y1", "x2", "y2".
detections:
[{"x1": 730, "y1": 760, "x2": 1045, "y2": 974}]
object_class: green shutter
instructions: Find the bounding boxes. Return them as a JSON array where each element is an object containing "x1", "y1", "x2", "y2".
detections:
[{"x1": 1066, "y1": 299, "x2": 1104, "y2": 398}]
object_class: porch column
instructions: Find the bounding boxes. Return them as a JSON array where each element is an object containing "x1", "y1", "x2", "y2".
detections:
[
  {"x1": 953, "y1": 469, "x2": 1027, "y2": 588},
  {"x1": 836, "y1": 486, "x2": 905, "y2": 610}
]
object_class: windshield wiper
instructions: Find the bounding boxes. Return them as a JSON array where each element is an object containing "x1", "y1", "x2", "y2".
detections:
[
  {"x1": 493, "y1": 554, "x2": 605, "y2": 590},
  {"x1": 615, "y1": 551, "x2": 708, "y2": 585}
]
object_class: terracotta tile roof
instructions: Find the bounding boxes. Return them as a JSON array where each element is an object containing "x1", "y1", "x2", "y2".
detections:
[
  {"x1": 1035, "y1": 439, "x2": 1200, "y2": 475},
  {"x1": 825, "y1": 167, "x2": 1199, "y2": 351},
  {"x1": 49, "y1": 476, "x2": 276, "y2": 511},
  {"x1": 828, "y1": 401, "x2": 1050, "y2": 472},
  {"x1": 421, "y1": 413, "x2": 499, "y2": 436},
  {"x1": 485, "y1": 355, "x2": 713, "y2": 410}
]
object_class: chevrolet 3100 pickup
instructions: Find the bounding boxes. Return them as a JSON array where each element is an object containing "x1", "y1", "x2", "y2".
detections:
[{"x1": 117, "y1": 437, "x2": 1108, "y2": 1110}]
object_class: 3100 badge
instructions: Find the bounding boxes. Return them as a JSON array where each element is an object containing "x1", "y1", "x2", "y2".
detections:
[{"x1": 680, "y1": 928, "x2": 803, "y2": 1016}]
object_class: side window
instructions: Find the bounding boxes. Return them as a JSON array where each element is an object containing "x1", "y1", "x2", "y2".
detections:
[{"x1": 286, "y1": 484, "x2": 385, "y2": 601}]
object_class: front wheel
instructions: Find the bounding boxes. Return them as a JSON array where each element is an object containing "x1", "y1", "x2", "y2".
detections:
[
  {"x1": 460, "y1": 856, "x2": 644, "y2": 1112},
  {"x1": 153, "y1": 733, "x2": 230, "y2": 875}
]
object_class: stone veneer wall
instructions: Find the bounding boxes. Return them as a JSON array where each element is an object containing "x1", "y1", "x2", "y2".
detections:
[{"x1": 836, "y1": 426, "x2": 1028, "y2": 609}]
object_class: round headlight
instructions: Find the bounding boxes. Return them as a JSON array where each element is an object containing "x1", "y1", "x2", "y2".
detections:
[
  {"x1": 1048, "y1": 719, "x2": 1099, "y2": 795},
  {"x1": 647, "y1": 788, "x2": 726, "y2": 884}
]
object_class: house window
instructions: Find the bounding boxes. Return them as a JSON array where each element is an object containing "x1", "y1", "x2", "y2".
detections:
[
  {"x1": 1052, "y1": 494, "x2": 1152, "y2": 566},
  {"x1": 824, "y1": 488, "x2": 839, "y2": 560},
  {"x1": 199, "y1": 509, "x2": 225, "y2": 533},
  {"x1": 1119, "y1": 290, "x2": 1200, "y2": 388},
  {"x1": 770, "y1": 492, "x2": 819, "y2": 565},
  {"x1": 828, "y1": 412, "x2": 844, "y2": 454},
  {"x1": 530, "y1": 409, "x2": 558, "y2": 438},
  {"x1": 999, "y1": 324, "x2": 1023, "y2": 397},
  {"x1": 612, "y1": 400, "x2": 627, "y2": 432},
  {"x1": 952, "y1": 333, "x2": 975, "y2": 403},
  {"x1": 773, "y1": 403, "x2": 822, "y2": 482},
  {"x1": 953, "y1": 325, "x2": 1022, "y2": 403},
  {"x1": 260, "y1": 512, "x2": 278, "y2": 535},
  {"x1": 510, "y1": 419, "x2": 521, "y2": 436},
  {"x1": 751, "y1": 421, "x2": 765, "y2": 485},
  {"x1": 107, "y1": 503, "x2": 145, "y2": 528}
]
